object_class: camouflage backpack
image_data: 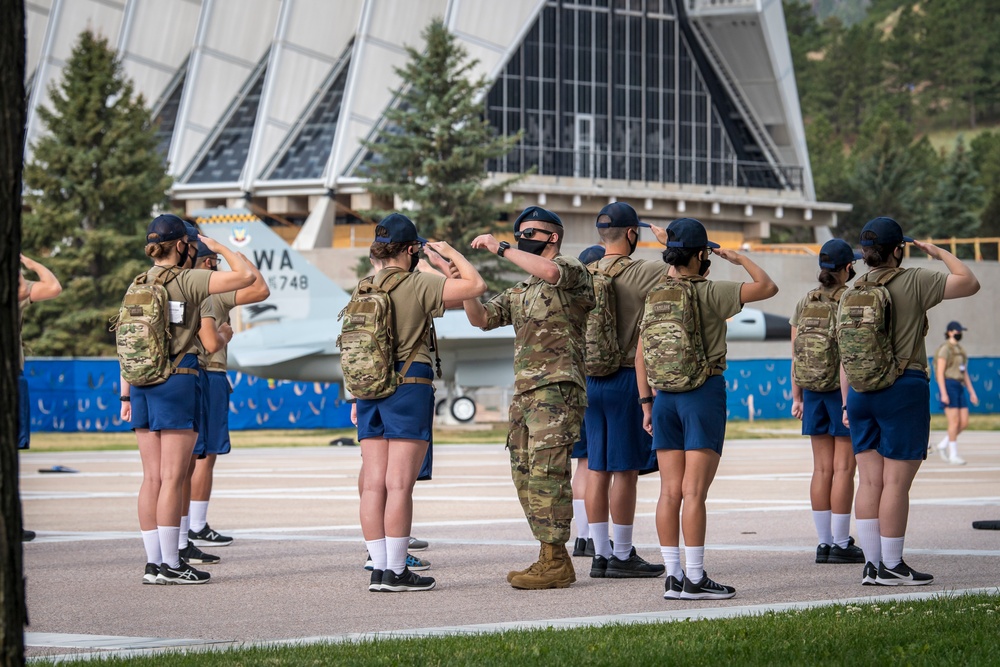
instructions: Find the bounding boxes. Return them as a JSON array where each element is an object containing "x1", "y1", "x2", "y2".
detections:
[
  {"x1": 792, "y1": 286, "x2": 846, "y2": 392},
  {"x1": 836, "y1": 268, "x2": 925, "y2": 392},
  {"x1": 584, "y1": 256, "x2": 633, "y2": 377},
  {"x1": 337, "y1": 269, "x2": 435, "y2": 400},
  {"x1": 639, "y1": 275, "x2": 709, "y2": 393},
  {"x1": 111, "y1": 269, "x2": 184, "y2": 387}
]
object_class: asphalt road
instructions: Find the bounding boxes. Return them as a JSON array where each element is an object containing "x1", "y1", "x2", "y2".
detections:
[{"x1": 20, "y1": 431, "x2": 1000, "y2": 660}]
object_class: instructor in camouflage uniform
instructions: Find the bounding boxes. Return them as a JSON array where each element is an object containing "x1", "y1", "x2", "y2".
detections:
[{"x1": 461, "y1": 206, "x2": 595, "y2": 589}]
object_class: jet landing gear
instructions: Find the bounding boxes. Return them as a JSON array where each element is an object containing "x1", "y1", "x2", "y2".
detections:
[{"x1": 435, "y1": 395, "x2": 477, "y2": 423}]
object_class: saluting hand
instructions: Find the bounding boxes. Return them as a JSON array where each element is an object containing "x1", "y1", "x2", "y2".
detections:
[
  {"x1": 911, "y1": 240, "x2": 943, "y2": 260},
  {"x1": 649, "y1": 225, "x2": 668, "y2": 246},
  {"x1": 470, "y1": 234, "x2": 501, "y2": 254},
  {"x1": 712, "y1": 248, "x2": 744, "y2": 265}
]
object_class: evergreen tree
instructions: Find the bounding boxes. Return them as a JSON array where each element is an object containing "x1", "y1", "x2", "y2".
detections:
[
  {"x1": 22, "y1": 30, "x2": 171, "y2": 356},
  {"x1": 917, "y1": 136, "x2": 983, "y2": 243},
  {"x1": 359, "y1": 19, "x2": 525, "y2": 287}
]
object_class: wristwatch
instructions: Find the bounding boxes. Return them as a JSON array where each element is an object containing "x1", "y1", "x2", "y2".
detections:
[
  {"x1": 497, "y1": 241, "x2": 511, "y2": 257},
  {"x1": 638, "y1": 396, "x2": 654, "y2": 405}
]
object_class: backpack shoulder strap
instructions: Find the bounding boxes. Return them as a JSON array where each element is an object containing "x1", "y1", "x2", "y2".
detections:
[
  {"x1": 377, "y1": 268, "x2": 411, "y2": 293},
  {"x1": 604, "y1": 255, "x2": 632, "y2": 279}
]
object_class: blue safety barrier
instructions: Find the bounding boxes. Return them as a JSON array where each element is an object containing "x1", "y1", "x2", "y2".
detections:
[{"x1": 22, "y1": 357, "x2": 998, "y2": 432}]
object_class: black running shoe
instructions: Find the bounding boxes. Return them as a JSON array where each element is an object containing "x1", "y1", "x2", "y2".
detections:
[
  {"x1": 680, "y1": 573, "x2": 736, "y2": 600},
  {"x1": 861, "y1": 561, "x2": 880, "y2": 586},
  {"x1": 663, "y1": 575, "x2": 683, "y2": 600},
  {"x1": 589, "y1": 555, "x2": 608, "y2": 578},
  {"x1": 408, "y1": 537, "x2": 429, "y2": 551},
  {"x1": 189, "y1": 524, "x2": 233, "y2": 547},
  {"x1": 369, "y1": 569, "x2": 384, "y2": 592},
  {"x1": 381, "y1": 567, "x2": 435, "y2": 592},
  {"x1": 180, "y1": 542, "x2": 220, "y2": 565},
  {"x1": 157, "y1": 561, "x2": 211, "y2": 585},
  {"x1": 875, "y1": 560, "x2": 934, "y2": 586},
  {"x1": 828, "y1": 543, "x2": 865, "y2": 564},
  {"x1": 606, "y1": 547, "x2": 666, "y2": 578},
  {"x1": 816, "y1": 543, "x2": 830, "y2": 564},
  {"x1": 22, "y1": 529, "x2": 36, "y2": 542},
  {"x1": 143, "y1": 563, "x2": 159, "y2": 585},
  {"x1": 572, "y1": 537, "x2": 589, "y2": 557}
]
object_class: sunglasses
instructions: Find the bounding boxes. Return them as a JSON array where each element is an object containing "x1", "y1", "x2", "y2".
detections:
[{"x1": 514, "y1": 227, "x2": 554, "y2": 240}]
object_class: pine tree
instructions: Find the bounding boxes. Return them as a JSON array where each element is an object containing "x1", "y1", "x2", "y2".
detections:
[
  {"x1": 359, "y1": 19, "x2": 525, "y2": 286},
  {"x1": 917, "y1": 136, "x2": 984, "y2": 244},
  {"x1": 22, "y1": 30, "x2": 172, "y2": 356}
]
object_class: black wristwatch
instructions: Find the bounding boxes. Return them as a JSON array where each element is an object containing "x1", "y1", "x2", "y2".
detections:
[
  {"x1": 120, "y1": 395, "x2": 131, "y2": 402},
  {"x1": 638, "y1": 396, "x2": 654, "y2": 405},
  {"x1": 497, "y1": 241, "x2": 511, "y2": 257}
]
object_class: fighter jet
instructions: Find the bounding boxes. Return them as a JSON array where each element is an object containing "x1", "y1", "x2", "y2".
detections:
[{"x1": 196, "y1": 208, "x2": 789, "y2": 421}]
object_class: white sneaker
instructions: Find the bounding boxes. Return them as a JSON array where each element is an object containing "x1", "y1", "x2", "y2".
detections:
[
  {"x1": 948, "y1": 454, "x2": 966, "y2": 465},
  {"x1": 937, "y1": 442, "x2": 950, "y2": 462}
]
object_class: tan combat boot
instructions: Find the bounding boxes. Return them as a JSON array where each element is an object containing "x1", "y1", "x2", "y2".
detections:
[
  {"x1": 510, "y1": 542, "x2": 576, "y2": 590},
  {"x1": 507, "y1": 543, "x2": 545, "y2": 583}
]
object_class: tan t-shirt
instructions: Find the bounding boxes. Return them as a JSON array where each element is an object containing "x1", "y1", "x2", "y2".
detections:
[
  {"x1": 18, "y1": 280, "x2": 36, "y2": 370},
  {"x1": 866, "y1": 267, "x2": 947, "y2": 375},
  {"x1": 694, "y1": 279, "x2": 744, "y2": 371},
  {"x1": 372, "y1": 268, "x2": 446, "y2": 367},
  {"x1": 146, "y1": 265, "x2": 213, "y2": 358},
  {"x1": 198, "y1": 291, "x2": 238, "y2": 369},
  {"x1": 482, "y1": 255, "x2": 595, "y2": 394},
  {"x1": 595, "y1": 256, "x2": 669, "y2": 364},
  {"x1": 934, "y1": 341, "x2": 967, "y2": 381}
]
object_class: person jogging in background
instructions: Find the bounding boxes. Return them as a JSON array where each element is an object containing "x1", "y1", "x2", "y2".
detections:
[
  {"x1": 636, "y1": 217, "x2": 777, "y2": 600},
  {"x1": 931, "y1": 321, "x2": 978, "y2": 465},
  {"x1": 839, "y1": 216, "x2": 979, "y2": 587},
  {"x1": 460, "y1": 206, "x2": 595, "y2": 590},
  {"x1": 349, "y1": 213, "x2": 486, "y2": 593},
  {"x1": 17, "y1": 254, "x2": 63, "y2": 541},
  {"x1": 790, "y1": 239, "x2": 865, "y2": 566}
]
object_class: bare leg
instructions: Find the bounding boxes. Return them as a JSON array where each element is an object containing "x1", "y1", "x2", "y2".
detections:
[
  {"x1": 679, "y1": 449, "x2": 722, "y2": 547},
  {"x1": 878, "y1": 459, "x2": 922, "y2": 538},
  {"x1": 830, "y1": 436, "x2": 857, "y2": 515},
  {"x1": 191, "y1": 454, "x2": 216, "y2": 502},
  {"x1": 608, "y1": 470, "x2": 639, "y2": 526},
  {"x1": 359, "y1": 438, "x2": 388, "y2": 541},
  {"x1": 136, "y1": 429, "x2": 161, "y2": 531},
  {"x1": 383, "y1": 439, "x2": 429, "y2": 538},
  {"x1": 156, "y1": 430, "x2": 197, "y2": 528},
  {"x1": 810, "y1": 435, "x2": 834, "y2": 511},
  {"x1": 655, "y1": 449, "x2": 685, "y2": 547}
]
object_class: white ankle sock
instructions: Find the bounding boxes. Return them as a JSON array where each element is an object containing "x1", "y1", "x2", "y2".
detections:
[
  {"x1": 812, "y1": 510, "x2": 833, "y2": 546},
  {"x1": 832, "y1": 513, "x2": 851, "y2": 548},
  {"x1": 936, "y1": 435, "x2": 948, "y2": 450},
  {"x1": 189, "y1": 501, "x2": 209, "y2": 533},
  {"x1": 590, "y1": 522, "x2": 611, "y2": 559},
  {"x1": 685, "y1": 546, "x2": 705, "y2": 583},
  {"x1": 948, "y1": 441, "x2": 959, "y2": 458},
  {"x1": 660, "y1": 546, "x2": 682, "y2": 580},
  {"x1": 386, "y1": 536, "x2": 409, "y2": 574},
  {"x1": 178, "y1": 516, "x2": 189, "y2": 549},
  {"x1": 612, "y1": 524, "x2": 633, "y2": 560},
  {"x1": 365, "y1": 538, "x2": 387, "y2": 571},
  {"x1": 881, "y1": 536, "x2": 904, "y2": 569},
  {"x1": 141, "y1": 529, "x2": 161, "y2": 565},
  {"x1": 573, "y1": 499, "x2": 589, "y2": 539},
  {"x1": 856, "y1": 518, "x2": 881, "y2": 566},
  {"x1": 158, "y1": 526, "x2": 181, "y2": 568}
]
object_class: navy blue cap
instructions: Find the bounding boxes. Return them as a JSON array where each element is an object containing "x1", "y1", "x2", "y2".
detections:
[
  {"x1": 374, "y1": 213, "x2": 427, "y2": 245},
  {"x1": 819, "y1": 239, "x2": 862, "y2": 269},
  {"x1": 578, "y1": 245, "x2": 606, "y2": 265},
  {"x1": 860, "y1": 216, "x2": 913, "y2": 247},
  {"x1": 946, "y1": 321, "x2": 967, "y2": 332},
  {"x1": 146, "y1": 214, "x2": 187, "y2": 243},
  {"x1": 666, "y1": 218, "x2": 719, "y2": 249},
  {"x1": 595, "y1": 202, "x2": 651, "y2": 229},
  {"x1": 514, "y1": 206, "x2": 563, "y2": 233},
  {"x1": 195, "y1": 241, "x2": 215, "y2": 258},
  {"x1": 183, "y1": 221, "x2": 200, "y2": 243}
]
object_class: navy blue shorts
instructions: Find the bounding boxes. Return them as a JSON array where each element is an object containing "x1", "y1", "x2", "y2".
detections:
[
  {"x1": 131, "y1": 354, "x2": 201, "y2": 432},
  {"x1": 18, "y1": 371, "x2": 30, "y2": 450},
  {"x1": 847, "y1": 370, "x2": 930, "y2": 461},
  {"x1": 195, "y1": 370, "x2": 232, "y2": 456},
  {"x1": 571, "y1": 418, "x2": 588, "y2": 459},
  {"x1": 941, "y1": 378, "x2": 967, "y2": 410},
  {"x1": 802, "y1": 388, "x2": 850, "y2": 438},
  {"x1": 585, "y1": 367, "x2": 655, "y2": 471},
  {"x1": 357, "y1": 362, "x2": 435, "y2": 443},
  {"x1": 651, "y1": 374, "x2": 727, "y2": 454}
]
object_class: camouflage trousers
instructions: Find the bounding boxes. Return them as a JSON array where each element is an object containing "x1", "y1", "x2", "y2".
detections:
[{"x1": 507, "y1": 382, "x2": 586, "y2": 545}]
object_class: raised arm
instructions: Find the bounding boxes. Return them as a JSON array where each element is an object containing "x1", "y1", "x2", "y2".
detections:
[
  {"x1": 471, "y1": 234, "x2": 560, "y2": 285},
  {"x1": 233, "y1": 252, "x2": 270, "y2": 305},
  {"x1": 20, "y1": 254, "x2": 63, "y2": 301},
  {"x1": 426, "y1": 241, "x2": 487, "y2": 303},
  {"x1": 200, "y1": 235, "x2": 255, "y2": 294},
  {"x1": 911, "y1": 240, "x2": 980, "y2": 299},
  {"x1": 712, "y1": 248, "x2": 778, "y2": 304}
]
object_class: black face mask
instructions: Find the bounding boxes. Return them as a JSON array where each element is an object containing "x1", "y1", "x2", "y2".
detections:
[
  {"x1": 627, "y1": 229, "x2": 639, "y2": 255},
  {"x1": 953, "y1": 333, "x2": 963, "y2": 342},
  {"x1": 847, "y1": 265, "x2": 857, "y2": 281},
  {"x1": 408, "y1": 249, "x2": 420, "y2": 272},
  {"x1": 698, "y1": 252, "x2": 711, "y2": 276},
  {"x1": 517, "y1": 238, "x2": 550, "y2": 255},
  {"x1": 176, "y1": 241, "x2": 190, "y2": 268}
]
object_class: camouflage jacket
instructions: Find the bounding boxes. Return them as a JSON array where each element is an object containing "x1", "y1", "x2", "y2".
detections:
[{"x1": 481, "y1": 255, "x2": 595, "y2": 394}]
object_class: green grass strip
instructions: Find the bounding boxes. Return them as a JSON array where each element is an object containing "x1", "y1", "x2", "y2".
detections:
[{"x1": 33, "y1": 592, "x2": 1000, "y2": 666}]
